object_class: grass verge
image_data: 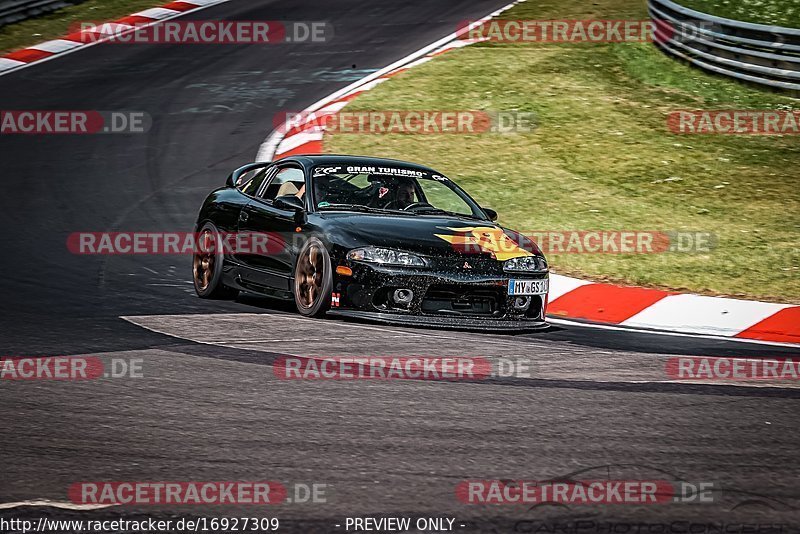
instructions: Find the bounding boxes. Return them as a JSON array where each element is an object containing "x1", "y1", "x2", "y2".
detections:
[
  {"x1": 0, "y1": 0, "x2": 165, "y2": 54},
  {"x1": 324, "y1": 0, "x2": 800, "y2": 303}
]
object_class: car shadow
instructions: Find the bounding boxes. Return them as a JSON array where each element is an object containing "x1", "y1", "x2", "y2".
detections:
[{"x1": 230, "y1": 292, "x2": 798, "y2": 358}]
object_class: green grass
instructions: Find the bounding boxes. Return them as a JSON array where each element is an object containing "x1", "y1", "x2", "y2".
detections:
[
  {"x1": 677, "y1": 0, "x2": 799, "y2": 28},
  {"x1": 0, "y1": 0, "x2": 164, "y2": 54},
  {"x1": 325, "y1": 0, "x2": 800, "y2": 303}
]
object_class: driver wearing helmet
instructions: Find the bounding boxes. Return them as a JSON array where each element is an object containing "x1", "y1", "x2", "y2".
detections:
[
  {"x1": 393, "y1": 179, "x2": 416, "y2": 209},
  {"x1": 368, "y1": 176, "x2": 417, "y2": 210}
]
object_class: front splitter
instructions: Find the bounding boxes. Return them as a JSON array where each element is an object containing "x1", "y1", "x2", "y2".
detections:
[{"x1": 326, "y1": 310, "x2": 549, "y2": 332}]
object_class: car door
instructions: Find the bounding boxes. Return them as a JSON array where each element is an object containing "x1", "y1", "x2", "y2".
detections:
[{"x1": 236, "y1": 164, "x2": 307, "y2": 292}]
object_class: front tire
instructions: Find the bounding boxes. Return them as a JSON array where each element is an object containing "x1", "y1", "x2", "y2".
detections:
[
  {"x1": 192, "y1": 222, "x2": 237, "y2": 299},
  {"x1": 293, "y1": 237, "x2": 332, "y2": 317}
]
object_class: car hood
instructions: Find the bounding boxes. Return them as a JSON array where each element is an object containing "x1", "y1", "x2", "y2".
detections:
[{"x1": 316, "y1": 212, "x2": 538, "y2": 260}]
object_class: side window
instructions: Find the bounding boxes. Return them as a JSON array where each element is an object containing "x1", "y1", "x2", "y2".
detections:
[
  {"x1": 261, "y1": 167, "x2": 306, "y2": 201},
  {"x1": 239, "y1": 168, "x2": 272, "y2": 196}
]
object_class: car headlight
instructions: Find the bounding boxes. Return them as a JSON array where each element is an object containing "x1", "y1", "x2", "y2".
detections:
[
  {"x1": 347, "y1": 247, "x2": 428, "y2": 267},
  {"x1": 503, "y1": 255, "x2": 548, "y2": 272}
]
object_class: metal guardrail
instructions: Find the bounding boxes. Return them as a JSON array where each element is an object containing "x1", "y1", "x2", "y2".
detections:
[
  {"x1": 0, "y1": 0, "x2": 84, "y2": 27},
  {"x1": 648, "y1": 0, "x2": 800, "y2": 92}
]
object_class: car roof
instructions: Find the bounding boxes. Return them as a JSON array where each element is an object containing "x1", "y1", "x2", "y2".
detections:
[{"x1": 272, "y1": 154, "x2": 440, "y2": 174}]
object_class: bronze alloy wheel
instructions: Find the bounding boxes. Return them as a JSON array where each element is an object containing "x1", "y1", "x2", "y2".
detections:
[
  {"x1": 295, "y1": 242, "x2": 325, "y2": 310},
  {"x1": 193, "y1": 229, "x2": 215, "y2": 292}
]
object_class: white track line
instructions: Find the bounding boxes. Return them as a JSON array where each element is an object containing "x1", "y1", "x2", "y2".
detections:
[
  {"x1": 0, "y1": 500, "x2": 116, "y2": 510},
  {"x1": 548, "y1": 317, "x2": 800, "y2": 349},
  {"x1": 255, "y1": 0, "x2": 526, "y2": 161},
  {"x1": 248, "y1": 0, "x2": 799, "y2": 350}
]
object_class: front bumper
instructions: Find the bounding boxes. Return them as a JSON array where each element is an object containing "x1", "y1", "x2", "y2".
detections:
[
  {"x1": 330, "y1": 258, "x2": 549, "y2": 328},
  {"x1": 328, "y1": 309, "x2": 549, "y2": 332}
]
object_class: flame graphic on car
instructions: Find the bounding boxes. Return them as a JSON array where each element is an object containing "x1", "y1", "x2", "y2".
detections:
[{"x1": 434, "y1": 227, "x2": 532, "y2": 261}]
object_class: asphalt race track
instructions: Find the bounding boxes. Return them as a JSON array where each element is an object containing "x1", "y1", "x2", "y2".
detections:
[{"x1": 1, "y1": 0, "x2": 799, "y2": 532}]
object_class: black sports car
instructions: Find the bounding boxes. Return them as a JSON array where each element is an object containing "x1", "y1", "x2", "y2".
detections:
[{"x1": 193, "y1": 155, "x2": 549, "y2": 331}]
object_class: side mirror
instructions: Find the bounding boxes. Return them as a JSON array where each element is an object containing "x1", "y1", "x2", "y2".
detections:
[
  {"x1": 274, "y1": 194, "x2": 305, "y2": 212},
  {"x1": 226, "y1": 173, "x2": 236, "y2": 188},
  {"x1": 483, "y1": 207, "x2": 498, "y2": 221}
]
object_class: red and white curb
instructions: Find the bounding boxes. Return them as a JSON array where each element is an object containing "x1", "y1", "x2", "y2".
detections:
[
  {"x1": 547, "y1": 274, "x2": 799, "y2": 344},
  {"x1": 0, "y1": 0, "x2": 230, "y2": 75},
  {"x1": 256, "y1": 1, "x2": 799, "y2": 346},
  {"x1": 9, "y1": 0, "x2": 793, "y2": 345}
]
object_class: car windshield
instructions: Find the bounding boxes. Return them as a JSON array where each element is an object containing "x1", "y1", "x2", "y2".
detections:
[{"x1": 310, "y1": 164, "x2": 484, "y2": 218}]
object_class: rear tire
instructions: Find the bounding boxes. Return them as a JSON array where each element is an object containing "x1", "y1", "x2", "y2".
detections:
[
  {"x1": 293, "y1": 237, "x2": 332, "y2": 317},
  {"x1": 192, "y1": 222, "x2": 238, "y2": 299}
]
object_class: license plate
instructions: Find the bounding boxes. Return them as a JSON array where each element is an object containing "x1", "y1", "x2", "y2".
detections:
[{"x1": 508, "y1": 279, "x2": 549, "y2": 296}]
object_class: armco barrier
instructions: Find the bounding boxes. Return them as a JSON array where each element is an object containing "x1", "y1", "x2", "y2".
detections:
[
  {"x1": 648, "y1": 0, "x2": 800, "y2": 92},
  {"x1": 0, "y1": 0, "x2": 82, "y2": 26}
]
